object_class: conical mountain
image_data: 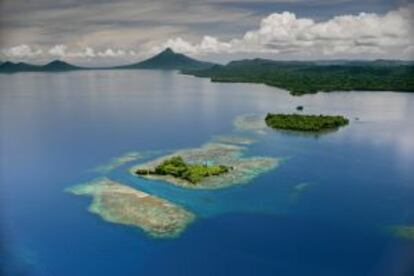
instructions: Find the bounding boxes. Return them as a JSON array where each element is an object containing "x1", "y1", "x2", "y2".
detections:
[
  {"x1": 42, "y1": 60, "x2": 82, "y2": 71},
  {"x1": 118, "y1": 48, "x2": 215, "y2": 70}
]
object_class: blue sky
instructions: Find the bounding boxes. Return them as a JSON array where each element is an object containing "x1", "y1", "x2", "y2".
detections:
[{"x1": 0, "y1": 0, "x2": 412, "y2": 64}]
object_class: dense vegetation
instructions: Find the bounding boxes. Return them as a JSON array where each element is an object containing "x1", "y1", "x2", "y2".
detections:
[
  {"x1": 265, "y1": 113, "x2": 349, "y2": 131},
  {"x1": 184, "y1": 59, "x2": 414, "y2": 95},
  {"x1": 136, "y1": 156, "x2": 230, "y2": 184}
]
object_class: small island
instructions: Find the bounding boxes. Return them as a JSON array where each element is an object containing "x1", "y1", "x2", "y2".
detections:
[
  {"x1": 136, "y1": 156, "x2": 231, "y2": 184},
  {"x1": 265, "y1": 113, "x2": 349, "y2": 132},
  {"x1": 132, "y1": 143, "x2": 278, "y2": 189}
]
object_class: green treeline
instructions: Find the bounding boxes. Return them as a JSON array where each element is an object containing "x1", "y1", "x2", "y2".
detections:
[
  {"x1": 265, "y1": 113, "x2": 349, "y2": 131},
  {"x1": 184, "y1": 59, "x2": 414, "y2": 95},
  {"x1": 136, "y1": 156, "x2": 230, "y2": 184}
]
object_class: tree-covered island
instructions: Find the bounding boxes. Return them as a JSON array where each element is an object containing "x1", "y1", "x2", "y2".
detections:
[
  {"x1": 265, "y1": 113, "x2": 349, "y2": 131},
  {"x1": 136, "y1": 156, "x2": 231, "y2": 184},
  {"x1": 183, "y1": 59, "x2": 414, "y2": 95}
]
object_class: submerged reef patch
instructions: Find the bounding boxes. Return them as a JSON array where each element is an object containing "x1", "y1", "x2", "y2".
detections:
[
  {"x1": 69, "y1": 113, "x2": 284, "y2": 238},
  {"x1": 67, "y1": 178, "x2": 195, "y2": 238},
  {"x1": 91, "y1": 152, "x2": 144, "y2": 173},
  {"x1": 388, "y1": 225, "x2": 414, "y2": 241},
  {"x1": 213, "y1": 135, "x2": 257, "y2": 145},
  {"x1": 234, "y1": 114, "x2": 268, "y2": 134},
  {"x1": 131, "y1": 143, "x2": 278, "y2": 189},
  {"x1": 290, "y1": 182, "x2": 313, "y2": 203}
]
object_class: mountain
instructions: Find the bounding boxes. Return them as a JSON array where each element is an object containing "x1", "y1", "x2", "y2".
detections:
[
  {"x1": 41, "y1": 60, "x2": 82, "y2": 71},
  {"x1": 117, "y1": 48, "x2": 215, "y2": 70},
  {"x1": 0, "y1": 60, "x2": 82, "y2": 73},
  {"x1": 0, "y1": 61, "x2": 38, "y2": 73}
]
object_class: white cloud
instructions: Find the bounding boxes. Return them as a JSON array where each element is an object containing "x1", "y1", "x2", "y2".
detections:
[
  {"x1": 0, "y1": 44, "x2": 142, "y2": 63},
  {"x1": 97, "y1": 49, "x2": 127, "y2": 57},
  {"x1": 49, "y1": 44, "x2": 67, "y2": 57},
  {"x1": 1, "y1": 44, "x2": 43, "y2": 58},
  {"x1": 1, "y1": 6, "x2": 413, "y2": 62},
  {"x1": 48, "y1": 46, "x2": 97, "y2": 58},
  {"x1": 155, "y1": 6, "x2": 414, "y2": 59},
  {"x1": 69, "y1": 47, "x2": 95, "y2": 58},
  {"x1": 64, "y1": 47, "x2": 137, "y2": 58}
]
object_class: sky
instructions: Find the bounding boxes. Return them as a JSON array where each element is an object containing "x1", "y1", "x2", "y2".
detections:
[{"x1": 0, "y1": 0, "x2": 413, "y2": 65}]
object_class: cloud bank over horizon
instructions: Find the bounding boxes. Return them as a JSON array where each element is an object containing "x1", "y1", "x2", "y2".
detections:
[
  {"x1": 0, "y1": 2, "x2": 412, "y2": 64},
  {"x1": 157, "y1": 6, "x2": 413, "y2": 60}
]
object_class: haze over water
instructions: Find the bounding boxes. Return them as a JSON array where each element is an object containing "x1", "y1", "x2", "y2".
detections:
[{"x1": 1, "y1": 70, "x2": 414, "y2": 275}]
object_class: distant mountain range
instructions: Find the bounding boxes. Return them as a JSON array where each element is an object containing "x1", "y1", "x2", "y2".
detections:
[
  {"x1": 1, "y1": 49, "x2": 413, "y2": 97},
  {"x1": 0, "y1": 60, "x2": 82, "y2": 73},
  {"x1": 0, "y1": 48, "x2": 215, "y2": 73}
]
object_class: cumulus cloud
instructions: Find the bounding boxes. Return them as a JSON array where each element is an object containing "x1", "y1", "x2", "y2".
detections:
[
  {"x1": 49, "y1": 44, "x2": 67, "y2": 57},
  {"x1": 156, "y1": 36, "x2": 232, "y2": 54},
  {"x1": 154, "y1": 6, "x2": 414, "y2": 59},
  {"x1": 61, "y1": 46, "x2": 138, "y2": 58},
  {"x1": 68, "y1": 47, "x2": 96, "y2": 58},
  {"x1": 1, "y1": 5, "x2": 413, "y2": 62},
  {"x1": 1, "y1": 44, "x2": 139, "y2": 61},
  {"x1": 1, "y1": 44, "x2": 43, "y2": 58},
  {"x1": 97, "y1": 49, "x2": 127, "y2": 57}
]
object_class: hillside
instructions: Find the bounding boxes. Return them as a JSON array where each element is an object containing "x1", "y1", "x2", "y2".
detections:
[
  {"x1": 0, "y1": 60, "x2": 82, "y2": 73},
  {"x1": 117, "y1": 48, "x2": 215, "y2": 70}
]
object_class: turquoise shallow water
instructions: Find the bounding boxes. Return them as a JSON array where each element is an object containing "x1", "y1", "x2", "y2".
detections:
[{"x1": 1, "y1": 70, "x2": 414, "y2": 275}]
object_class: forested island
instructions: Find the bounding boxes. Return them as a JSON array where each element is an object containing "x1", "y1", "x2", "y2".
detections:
[
  {"x1": 265, "y1": 113, "x2": 349, "y2": 131},
  {"x1": 132, "y1": 143, "x2": 278, "y2": 189},
  {"x1": 136, "y1": 156, "x2": 230, "y2": 184},
  {"x1": 184, "y1": 59, "x2": 414, "y2": 95}
]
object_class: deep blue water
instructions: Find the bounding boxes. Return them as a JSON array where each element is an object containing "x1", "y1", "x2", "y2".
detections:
[{"x1": 1, "y1": 70, "x2": 414, "y2": 276}]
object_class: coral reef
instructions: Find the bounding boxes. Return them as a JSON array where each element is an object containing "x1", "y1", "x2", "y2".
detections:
[
  {"x1": 132, "y1": 143, "x2": 278, "y2": 189},
  {"x1": 67, "y1": 178, "x2": 195, "y2": 238}
]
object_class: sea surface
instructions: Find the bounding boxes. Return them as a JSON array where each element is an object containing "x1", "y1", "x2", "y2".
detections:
[{"x1": 1, "y1": 70, "x2": 414, "y2": 276}]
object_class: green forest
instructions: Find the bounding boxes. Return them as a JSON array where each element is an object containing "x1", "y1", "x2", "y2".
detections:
[
  {"x1": 136, "y1": 156, "x2": 230, "y2": 184},
  {"x1": 265, "y1": 113, "x2": 349, "y2": 131},
  {"x1": 185, "y1": 59, "x2": 414, "y2": 95}
]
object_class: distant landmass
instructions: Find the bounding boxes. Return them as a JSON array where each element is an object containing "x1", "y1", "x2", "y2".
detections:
[
  {"x1": 1, "y1": 49, "x2": 413, "y2": 95},
  {"x1": 0, "y1": 60, "x2": 82, "y2": 73},
  {"x1": 115, "y1": 48, "x2": 215, "y2": 70},
  {"x1": 183, "y1": 58, "x2": 414, "y2": 95},
  {"x1": 0, "y1": 48, "x2": 215, "y2": 73}
]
